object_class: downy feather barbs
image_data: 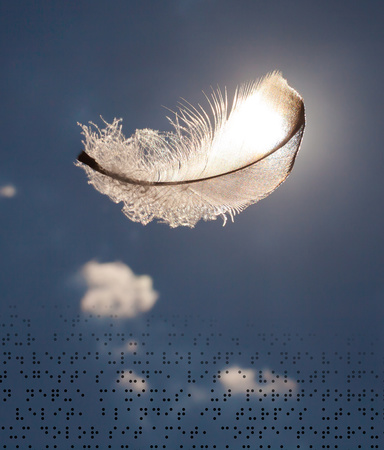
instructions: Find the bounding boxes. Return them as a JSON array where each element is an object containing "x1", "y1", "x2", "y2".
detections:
[{"x1": 76, "y1": 72, "x2": 305, "y2": 228}]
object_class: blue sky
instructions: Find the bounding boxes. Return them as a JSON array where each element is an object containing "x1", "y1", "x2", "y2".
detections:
[{"x1": 1, "y1": 0, "x2": 383, "y2": 447}]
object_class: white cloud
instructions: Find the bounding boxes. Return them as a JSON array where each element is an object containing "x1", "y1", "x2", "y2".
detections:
[
  {"x1": 0, "y1": 184, "x2": 16, "y2": 198},
  {"x1": 219, "y1": 366, "x2": 297, "y2": 397},
  {"x1": 80, "y1": 261, "x2": 158, "y2": 318}
]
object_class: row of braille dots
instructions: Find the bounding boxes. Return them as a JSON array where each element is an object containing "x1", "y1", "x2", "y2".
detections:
[
  {"x1": 105, "y1": 347, "x2": 376, "y2": 369},
  {"x1": 1, "y1": 425, "x2": 96, "y2": 439},
  {"x1": 7, "y1": 347, "x2": 379, "y2": 383},
  {"x1": 0, "y1": 445, "x2": 381, "y2": 449},
  {"x1": 3, "y1": 349, "x2": 381, "y2": 380},
  {"x1": 23, "y1": 387, "x2": 85, "y2": 402},
  {"x1": 55, "y1": 315, "x2": 327, "y2": 352},
  {"x1": 52, "y1": 331, "x2": 137, "y2": 344},
  {"x1": 3, "y1": 312, "x2": 360, "y2": 345},
  {"x1": 0, "y1": 309, "x2": 379, "y2": 347},
  {"x1": 113, "y1": 369, "x2": 298, "y2": 396},
  {"x1": 217, "y1": 423, "x2": 382, "y2": 440},
  {"x1": 1, "y1": 422, "x2": 381, "y2": 449},
  {"x1": 7, "y1": 333, "x2": 380, "y2": 378},
  {"x1": 149, "y1": 446, "x2": 378, "y2": 449},
  {"x1": 0, "y1": 443, "x2": 155, "y2": 449},
  {"x1": 126, "y1": 350, "x2": 311, "y2": 368},
  {"x1": 10, "y1": 406, "x2": 82, "y2": 421},
  {"x1": 19, "y1": 369, "x2": 87, "y2": 382}
]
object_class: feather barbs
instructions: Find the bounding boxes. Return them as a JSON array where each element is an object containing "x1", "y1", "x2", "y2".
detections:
[{"x1": 76, "y1": 72, "x2": 305, "y2": 227}]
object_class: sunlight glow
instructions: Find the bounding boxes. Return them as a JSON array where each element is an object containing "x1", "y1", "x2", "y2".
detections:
[{"x1": 228, "y1": 92, "x2": 286, "y2": 155}]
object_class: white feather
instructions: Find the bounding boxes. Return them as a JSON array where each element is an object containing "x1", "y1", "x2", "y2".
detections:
[{"x1": 76, "y1": 71, "x2": 305, "y2": 227}]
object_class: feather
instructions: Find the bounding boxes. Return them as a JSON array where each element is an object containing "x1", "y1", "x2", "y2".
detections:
[{"x1": 76, "y1": 71, "x2": 305, "y2": 228}]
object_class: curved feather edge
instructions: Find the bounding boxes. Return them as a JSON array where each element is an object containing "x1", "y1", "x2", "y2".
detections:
[{"x1": 76, "y1": 72, "x2": 305, "y2": 228}]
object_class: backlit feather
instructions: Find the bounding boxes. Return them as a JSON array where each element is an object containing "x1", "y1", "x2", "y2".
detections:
[{"x1": 76, "y1": 72, "x2": 305, "y2": 227}]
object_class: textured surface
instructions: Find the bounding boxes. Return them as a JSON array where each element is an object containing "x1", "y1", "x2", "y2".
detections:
[
  {"x1": 1, "y1": 305, "x2": 382, "y2": 448},
  {"x1": 76, "y1": 73, "x2": 305, "y2": 227}
]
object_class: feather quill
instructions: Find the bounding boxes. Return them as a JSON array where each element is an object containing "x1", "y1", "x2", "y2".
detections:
[{"x1": 76, "y1": 72, "x2": 305, "y2": 227}]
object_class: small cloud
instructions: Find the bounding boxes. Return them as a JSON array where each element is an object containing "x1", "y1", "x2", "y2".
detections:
[
  {"x1": 80, "y1": 261, "x2": 158, "y2": 318},
  {"x1": 0, "y1": 184, "x2": 16, "y2": 198},
  {"x1": 125, "y1": 340, "x2": 139, "y2": 353},
  {"x1": 118, "y1": 369, "x2": 149, "y2": 393},
  {"x1": 219, "y1": 366, "x2": 297, "y2": 397}
]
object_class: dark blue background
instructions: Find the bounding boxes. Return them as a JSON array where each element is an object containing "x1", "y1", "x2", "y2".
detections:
[{"x1": 1, "y1": 1, "x2": 383, "y2": 447}]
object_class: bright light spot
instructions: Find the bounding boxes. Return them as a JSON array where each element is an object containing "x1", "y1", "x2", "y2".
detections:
[
  {"x1": 0, "y1": 185, "x2": 17, "y2": 198},
  {"x1": 228, "y1": 92, "x2": 286, "y2": 153},
  {"x1": 205, "y1": 90, "x2": 288, "y2": 178}
]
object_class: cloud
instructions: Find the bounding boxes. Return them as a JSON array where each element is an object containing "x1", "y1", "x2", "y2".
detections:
[
  {"x1": 0, "y1": 184, "x2": 16, "y2": 198},
  {"x1": 219, "y1": 366, "x2": 297, "y2": 397},
  {"x1": 80, "y1": 261, "x2": 158, "y2": 318},
  {"x1": 125, "y1": 340, "x2": 139, "y2": 353},
  {"x1": 118, "y1": 369, "x2": 149, "y2": 393}
]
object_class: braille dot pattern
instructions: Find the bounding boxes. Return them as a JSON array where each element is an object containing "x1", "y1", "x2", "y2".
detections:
[{"x1": 0, "y1": 304, "x2": 383, "y2": 448}]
